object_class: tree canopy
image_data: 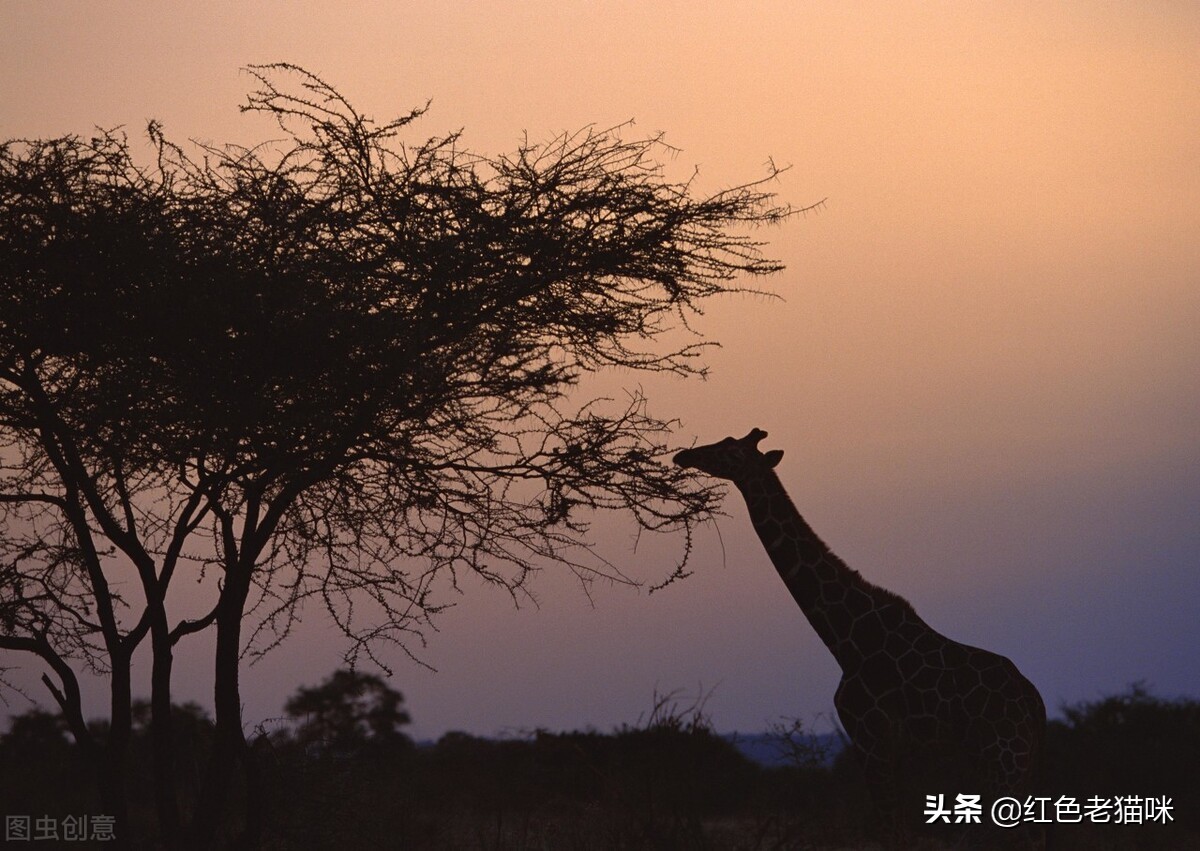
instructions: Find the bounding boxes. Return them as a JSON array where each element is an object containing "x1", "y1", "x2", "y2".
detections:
[
  {"x1": 0, "y1": 64, "x2": 798, "y2": 847},
  {"x1": 284, "y1": 668, "x2": 411, "y2": 753}
]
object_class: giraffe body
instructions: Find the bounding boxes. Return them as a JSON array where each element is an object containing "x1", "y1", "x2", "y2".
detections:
[{"x1": 674, "y1": 429, "x2": 1045, "y2": 835}]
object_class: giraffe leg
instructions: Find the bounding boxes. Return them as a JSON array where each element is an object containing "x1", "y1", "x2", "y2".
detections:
[
  {"x1": 837, "y1": 700, "x2": 910, "y2": 848},
  {"x1": 1001, "y1": 740, "x2": 1049, "y2": 850},
  {"x1": 862, "y1": 754, "x2": 910, "y2": 849},
  {"x1": 969, "y1": 730, "x2": 1046, "y2": 851}
]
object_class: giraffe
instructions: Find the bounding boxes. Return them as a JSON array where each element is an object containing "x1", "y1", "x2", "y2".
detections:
[{"x1": 674, "y1": 428, "x2": 1045, "y2": 841}]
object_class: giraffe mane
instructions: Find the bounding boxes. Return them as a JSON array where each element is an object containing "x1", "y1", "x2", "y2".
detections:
[{"x1": 766, "y1": 467, "x2": 922, "y2": 618}]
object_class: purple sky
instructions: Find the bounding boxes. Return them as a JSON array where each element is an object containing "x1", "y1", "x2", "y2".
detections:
[{"x1": 2, "y1": 1, "x2": 1197, "y2": 741}]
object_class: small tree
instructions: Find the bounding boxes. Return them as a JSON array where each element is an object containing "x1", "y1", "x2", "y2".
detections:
[
  {"x1": 1049, "y1": 684, "x2": 1200, "y2": 806},
  {"x1": 0, "y1": 706, "x2": 92, "y2": 816},
  {"x1": 0, "y1": 63, "x2": 804, "y2": 847},
  {"x1": 2, "y1": 706, "x2": 71, "y2": 750},
  {"x1": 284, "y1": 668, "x2": 411, "y2": 755}
]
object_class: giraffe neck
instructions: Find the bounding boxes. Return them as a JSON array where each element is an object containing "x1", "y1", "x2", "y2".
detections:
[{"x1": 735, "y1": 469, "x2": 909, "y2": 673}]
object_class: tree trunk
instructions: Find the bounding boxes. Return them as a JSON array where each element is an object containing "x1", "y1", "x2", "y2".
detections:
[
  {"x1": 39, "y1": 650, "x2": 132, "y2": 851},
  {"x1": 192, "y1": 566, "x2": 253, "y2": 849},
  {"x1": 103, "y1": 653, "x2": 134, "y2": 851},
  {"x1": 150, "y1": 616, "x2": 182, "y2": 844}
]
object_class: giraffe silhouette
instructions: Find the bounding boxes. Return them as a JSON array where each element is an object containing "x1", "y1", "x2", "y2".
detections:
[{"x1": 674, "y1": 428, "x2": 1045, "y2": 841}]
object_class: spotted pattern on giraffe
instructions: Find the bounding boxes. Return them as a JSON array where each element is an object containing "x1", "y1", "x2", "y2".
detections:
[{"x1": 674, "y1": 428, "x2": 1046, "y2": 843}]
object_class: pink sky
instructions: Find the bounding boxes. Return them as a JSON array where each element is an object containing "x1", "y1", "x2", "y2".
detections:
[{"x1": 2, "y1": 1, "x2": 1197, "y2": 739}]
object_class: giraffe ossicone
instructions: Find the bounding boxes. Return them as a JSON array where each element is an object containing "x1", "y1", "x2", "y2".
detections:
[{"x1": 675, "y1": 428, "x2": 1046, "y2": 840}]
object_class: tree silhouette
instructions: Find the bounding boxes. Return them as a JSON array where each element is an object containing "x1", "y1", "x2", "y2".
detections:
[
  {"x1": 2, "y1": 706, "x2": 70, "y2": 750},
  {"x1": 0, "y1": 63, "x2": 801, "y2": 847},
  {"x1": 1047, "y1": 683, "x2": 1200, "y2": 823},
  {"x1": 284, "y1": 668, "x2": 411, "y2": 755}
]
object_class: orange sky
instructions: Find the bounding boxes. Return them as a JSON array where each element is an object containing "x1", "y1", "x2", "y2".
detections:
[{"x1": 2, "y1": 1, "x2": 1197, "y2": 737}]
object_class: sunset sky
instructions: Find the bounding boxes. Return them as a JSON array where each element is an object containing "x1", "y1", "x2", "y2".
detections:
[{"x1": 2, "y1": 1, "x2": 1197, "y2": 741}]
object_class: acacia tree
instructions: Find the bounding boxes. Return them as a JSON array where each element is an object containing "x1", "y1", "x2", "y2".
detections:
[
  {"x1": 283, "y1": 668, "x2": 411, "y2": 755},
  {"x1": 0, "y1": 64, "x2": 800, "y2": 848}
]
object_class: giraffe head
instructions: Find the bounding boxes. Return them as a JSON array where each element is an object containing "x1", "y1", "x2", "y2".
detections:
[{"x1": 672, "y1": 428, "x2": 784, "y2": 483}]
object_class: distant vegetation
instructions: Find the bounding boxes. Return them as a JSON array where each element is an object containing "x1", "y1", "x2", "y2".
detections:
[{"x1": 1, "y1": 676, "x2": 1196, "y2": 849}]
